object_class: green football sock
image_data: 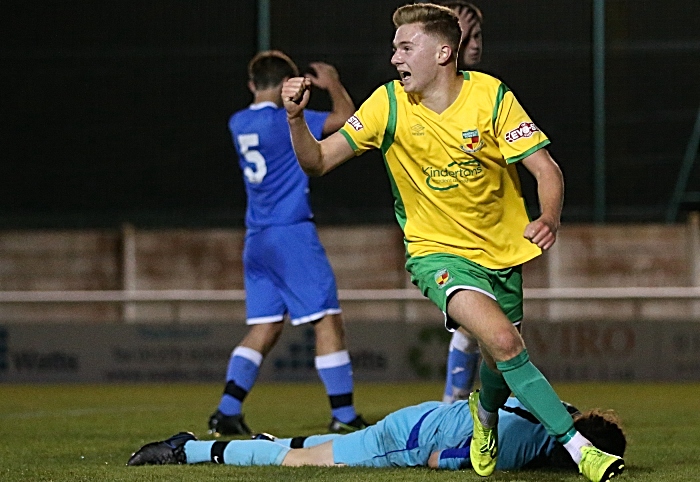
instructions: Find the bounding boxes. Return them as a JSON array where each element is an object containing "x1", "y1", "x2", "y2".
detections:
[
  {"x1": 478, "y1": 361, "x2": 511, "y2": 413},
  {"x1": 496, "y1": 349, "x2": 575, "y2": 440}
]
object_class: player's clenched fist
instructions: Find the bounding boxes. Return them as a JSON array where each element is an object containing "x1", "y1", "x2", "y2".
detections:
[
  {"x1": 523, "y1": 218, "x2": 558, "y2": 251},
  {"x1": 282, "y1": 77, "x2": 312, "y2": 117}
]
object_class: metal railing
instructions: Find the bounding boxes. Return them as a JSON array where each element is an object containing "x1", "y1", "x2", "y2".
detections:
[
  {"x1": 2, "y1": 287, "x2": 699, "y2": 323},
  {"x1": 2, "y1": 286, "x2": 700, "y2": 303}
]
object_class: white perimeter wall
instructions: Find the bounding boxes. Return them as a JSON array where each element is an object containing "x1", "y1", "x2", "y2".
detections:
[{"x1": 2, "y1": 215, "x2": 700, "y2": 323}]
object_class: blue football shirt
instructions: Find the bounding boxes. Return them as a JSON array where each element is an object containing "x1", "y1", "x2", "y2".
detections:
[{"x1": 228, "y1": 102, "x2": 329, "y2": 228}]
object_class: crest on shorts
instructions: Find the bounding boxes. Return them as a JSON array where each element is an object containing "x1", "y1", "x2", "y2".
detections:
[
  {"x1": 435, "y1": 269, "x2": 452, "y2": 289},
  {"x1": 460, "y1": 129, "x2": 483, "y2": 153}
]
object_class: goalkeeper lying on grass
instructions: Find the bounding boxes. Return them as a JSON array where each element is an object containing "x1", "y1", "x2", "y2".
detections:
[{"x1": 128, "y1": 394, "x2": 626, "y2": 478}]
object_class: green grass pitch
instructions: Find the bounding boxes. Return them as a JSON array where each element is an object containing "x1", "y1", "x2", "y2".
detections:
[{"x1": 1, "y1": 382, "x2": 699, "y2": 481}]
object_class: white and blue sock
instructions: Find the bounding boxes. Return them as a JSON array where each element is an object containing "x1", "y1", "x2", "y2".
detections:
[
  {"x1": 315, "y1": 350, "x2": 356, "y2": 423},
  {"x1": 443, "y1": 330, "x2": 480, "y2": 403},
  {"x1": 184, "y1": 440, "x2": 289, "y2": 466},
  {"x1": 218, "y1": 346, "x2": 263, "y2": 415}
]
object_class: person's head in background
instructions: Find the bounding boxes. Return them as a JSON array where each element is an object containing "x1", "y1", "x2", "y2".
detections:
[
  {"x1": 247, "y1": 50, "x2": 299, "y2": 103},
  {"x1": 437, "y1": 1, "x2": 483, "y2": 69}
]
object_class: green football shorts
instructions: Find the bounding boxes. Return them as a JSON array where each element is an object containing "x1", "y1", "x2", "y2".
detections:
[{"x1": 405, "y1": 253, "x2": 523, "y2": 331}]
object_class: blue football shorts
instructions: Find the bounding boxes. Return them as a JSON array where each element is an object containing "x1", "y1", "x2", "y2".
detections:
[{"x1": 243, "y1": 221, "x2": 341, "y2": 326}]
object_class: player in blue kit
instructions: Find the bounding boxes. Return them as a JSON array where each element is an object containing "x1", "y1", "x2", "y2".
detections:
[
  {"x1": 128, "y1": 396, "x2": 626, "y2": 474},
  {"x1": 208, "y1": 50, "x2": 366, "y2": 436}
]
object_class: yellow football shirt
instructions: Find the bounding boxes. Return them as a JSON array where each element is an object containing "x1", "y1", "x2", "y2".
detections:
[{"x1": 339, "y1": 71, "x2": 550, "y2": 269}]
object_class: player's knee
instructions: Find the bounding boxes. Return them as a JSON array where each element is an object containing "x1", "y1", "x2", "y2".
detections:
[
  {"x1": 313, "y1": 314, "x2": 346, "y2": 339},
  {"x1": 489, "y1": 329, "x2": 524, "y2": 360},
  {"x1": 242, "y1": 323, "x2": 284, "y2": 353}
]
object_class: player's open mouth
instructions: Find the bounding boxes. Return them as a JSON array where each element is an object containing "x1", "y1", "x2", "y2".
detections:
[{"x1": 398, "y1": 71, "x2": 411, "y2": 83}]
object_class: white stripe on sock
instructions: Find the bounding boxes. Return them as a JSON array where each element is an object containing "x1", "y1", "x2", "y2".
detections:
[
  {"x1": 232, "y1": 346, "x2": 263, "y2": 366},
  {"x1": 315, "y1": 350, "x2": 351, "y2": 369}
]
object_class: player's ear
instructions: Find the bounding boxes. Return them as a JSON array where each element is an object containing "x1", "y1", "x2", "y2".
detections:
[
  {"x1": 437, "y1": 44, "x2": 453, "y2": 66},
  {"x1": 247, "y1": 80, "x2": 256, "y2": 94}
]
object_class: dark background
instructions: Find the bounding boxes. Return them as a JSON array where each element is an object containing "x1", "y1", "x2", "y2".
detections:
[{"x1": 1, "y1": 0, "x2": 699, "y2": 228}]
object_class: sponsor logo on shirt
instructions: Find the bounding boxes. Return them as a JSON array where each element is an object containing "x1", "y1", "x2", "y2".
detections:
[
  {"x1": 423, "y1": 160, "x2": 482, "y2": 191},
  {"x1": 459, "y1": 128, "x2": 484, "y2": 153},
  {"x1": 435, "y1": 269, "x2": 452, "y2": 289},
  {"x1": 347, "y1": 115, "x2": 364, "y2": 131},
  {"x1": 411, "y1": 124, "x2": 425, "y2": 136},
  {"x1": 505, "y1": 122, "x2": 539, "y2": 143}
]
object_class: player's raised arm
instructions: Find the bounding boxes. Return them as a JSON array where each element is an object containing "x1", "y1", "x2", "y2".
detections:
[
  {"x1": 307, "y1": 62, "x2": 355, "y2": 135},
  {"x1": 283, "y1": 77, "x2": 355, "y2": 176},
  {"x1": 521, "y1": 148, "x2": 564, "y2": 250}
]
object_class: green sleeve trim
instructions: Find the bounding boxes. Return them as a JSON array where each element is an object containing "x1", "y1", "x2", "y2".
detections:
[
  {"x1": 380, "y1": 82, "x2": 397, "y2": 154},
  {"x1": 506, "y1": 139, "x2": 551, "y2": 164},
  {"x1": 492, "y1": 83, "x2": 511, "y2": 134},
  {"x1": 384, "y1": 154, "x2": 407, "y2": 231},
  {"x1": 379, "y1": 81, "x2": 406, "y2": 230},
  {"x1": 339, "y1": 128, "x2": 359, "y2": 152}
]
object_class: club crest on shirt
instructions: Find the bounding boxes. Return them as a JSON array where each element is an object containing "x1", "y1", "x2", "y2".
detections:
[
  {"x1": 505, "y1": 122, "x2": 539, "y2": 143},
  {"x1": 435, "y1": 269, "x2": 452, "y2": 289},
  {"x1": 459, "y1": 129, "x2": 484, "y2": 153}
]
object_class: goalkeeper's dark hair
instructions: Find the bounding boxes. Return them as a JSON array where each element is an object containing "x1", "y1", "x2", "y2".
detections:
[
  {"x1": 547, "y1": 409, "x2": 627, "y2": 470},
  {"x1": 248, "y1": 50, "x2": 299, "y2": 90}
]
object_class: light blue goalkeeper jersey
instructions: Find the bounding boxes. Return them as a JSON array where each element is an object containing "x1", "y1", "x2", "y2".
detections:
[
  {"x1": 329, "y1": 397, "x2": 561, "y2": 469},
  {"x1": 435, "y1": 398, "x2": 558, "y2": 470}
]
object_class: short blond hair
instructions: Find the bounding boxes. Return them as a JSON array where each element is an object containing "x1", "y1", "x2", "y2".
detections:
[{"x1": 392, "y1": 3, "x2": 462, "y2": 57}]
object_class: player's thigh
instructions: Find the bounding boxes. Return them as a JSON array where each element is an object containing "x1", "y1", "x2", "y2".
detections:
[
  {"x1": 238, "y1": 322, "x2": 284, "y2": 355},
  {"x1": 331, "y1": 423, "x2": 389, "y2": 467},
  {"x1": 447, "y1": 290, "x2": 524, "y2": 361},
  {"x1": 406, "y1": 253, "x2": 494, "y2": 329},
  {"x1": 492, "y1": 265, "x2": 524, "y2": 323},
  {"x1": 267, "y1": 223, "x2": 341, "y2": 323},
  {"x1": 243, "y1": 274, "x2": 286, "y2": 323},
  {"x1": 406, "y1": 253, "x2": 494, "y2": 310},
  {"x1": 243, "y1": 231, "x2": 286, "y2": 322},
  {"x1": 407, "y1": 253, "x2": 523, "y2": 326},
  {"x1": 333, "y1": 402, "x2": 441, "y2": 467}
]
